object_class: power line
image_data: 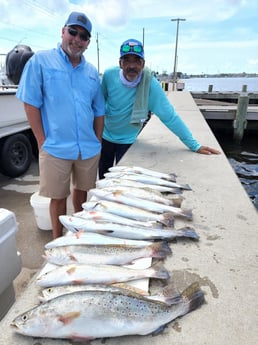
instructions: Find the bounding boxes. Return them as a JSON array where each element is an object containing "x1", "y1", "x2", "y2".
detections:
[{"x1": 23, "y1": 0, "x2": 56, "y2": 17}]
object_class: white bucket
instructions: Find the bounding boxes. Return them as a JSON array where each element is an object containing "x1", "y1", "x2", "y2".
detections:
[{"x1": 30, "y1": 192, "x2": 52, "y2": 230}]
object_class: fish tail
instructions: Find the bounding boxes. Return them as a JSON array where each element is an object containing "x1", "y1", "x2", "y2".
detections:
[
  {"x1": 157, "y1": 282, "x2": 183, "y2": 305},
  {"x1": 151, "y1": 241, "x2": 172, "y2": 258},
  {"x1": 181, "y1": 209, "x2": 193, "y2": 220},
  {"x1": 176, "y1": 226, "x2": 200, "y2": 240},
  {"x1": 181, "y1": 282, "x2": 205, "y2": 313},
  {"x1": 180, "y1": 184, "x2": 192, "y2": 191},
  {"x1": 169, "y1": 196, "x2": 184, "y2": 208},
  {"x1": 160, "y1": 213, "x2": 174, "y2": 227},
  {"x1": 150, "y1": 262, "x2": 170, "y2": 280}
]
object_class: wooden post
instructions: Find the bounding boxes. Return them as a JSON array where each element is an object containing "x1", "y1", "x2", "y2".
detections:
[
  {"x1": 242, "y1": 85, "x2": 247, "y2": 92},
  {"x1": 233, "y1": 93, "x2": 249, "y2": 142},
  {"x1": 208, "y1": 85, "x2": 213, "y2": 92},
  {"x1": 161, "y1": 82, "x2": 169, "y2": 91}
]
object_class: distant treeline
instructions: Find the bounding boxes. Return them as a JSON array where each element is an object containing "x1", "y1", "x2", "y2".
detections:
[
  {"x1": 157, "y1": 72, "x2": 258, "y2": 80},
  {"x1": 186, "y1": 73, "x2": 258, "y2": 78}
]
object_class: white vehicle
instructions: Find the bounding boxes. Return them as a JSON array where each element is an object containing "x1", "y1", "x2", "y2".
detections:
[
  {"x1": 0, "y1": 45, "x2": 36, "y2": 178},
  {"x1": 0, "y1": 87, "x2": 37, "y2": 177}
]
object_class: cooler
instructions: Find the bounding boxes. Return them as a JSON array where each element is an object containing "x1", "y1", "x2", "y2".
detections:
[{"x1": 0, "y1": 208, "x2": 22, "y2": 320}]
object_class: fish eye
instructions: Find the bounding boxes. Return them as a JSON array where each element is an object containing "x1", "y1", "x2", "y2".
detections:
[{"x1": 22, "y1": 314, "x2": 28, "y2": 321}]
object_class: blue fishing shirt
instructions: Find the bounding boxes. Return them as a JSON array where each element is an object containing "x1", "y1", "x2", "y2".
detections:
[
  {"x1": 101, "y1": 66, "x2": 201, "y2": 151},
  {"x1": 16, "y1": 44, "x2": 105, "y2": 160}
]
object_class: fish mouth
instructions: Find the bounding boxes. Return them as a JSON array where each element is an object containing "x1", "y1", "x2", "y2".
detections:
[
  {"x1": 10, "y1": 322, "x2": 19, "y2": 329},
  {"x1": 38, "y1": 294, "x2": 45, "y2": 302}
]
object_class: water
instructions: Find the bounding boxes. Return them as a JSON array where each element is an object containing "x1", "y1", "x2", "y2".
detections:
[
  {"x1": 183, "y1": 77, "x2": 258, "y2": 210},
  {"x1": 182, "y1": 77, "x2": 258, "y2": 92},
  {"x1": 214, "y1": 130, "x2": 258, "y2": 210}
]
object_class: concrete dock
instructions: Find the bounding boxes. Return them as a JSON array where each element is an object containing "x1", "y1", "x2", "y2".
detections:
[{"x1": 0, "y1": 91, "x2": 258, "y2": 345}]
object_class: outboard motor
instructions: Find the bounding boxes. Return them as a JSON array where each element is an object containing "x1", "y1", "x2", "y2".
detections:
[{"x1": 5, "y1": 45, "x2": 34, "y2": 85}]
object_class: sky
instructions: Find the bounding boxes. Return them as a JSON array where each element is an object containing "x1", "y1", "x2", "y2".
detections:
[{"x1": 0, "y1": 0, "x2": 257, "y2": 75}]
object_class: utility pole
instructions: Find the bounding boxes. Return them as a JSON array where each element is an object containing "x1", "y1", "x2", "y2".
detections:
[
  {"x1": 96, "y1": 32, "x2": 100, "y2": 74},
  {"x1": 171, "y1": 18, "x2": 186, "y2": 91}
]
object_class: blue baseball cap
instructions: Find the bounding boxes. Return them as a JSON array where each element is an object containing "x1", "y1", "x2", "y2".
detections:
[
  {"x1": 120, "y1": 39, "x2": 144, "y2": 59},
  {"x1": 65, "y1": 12, "x2": 92, "y2": 37}
]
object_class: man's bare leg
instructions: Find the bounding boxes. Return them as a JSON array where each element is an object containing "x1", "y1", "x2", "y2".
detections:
[
  {"x1": 73, "y1": 189, "x2": 87, "y2": 213},
  {"x1": 50, "y1": 198, "x2": 66, "y2": 239}
]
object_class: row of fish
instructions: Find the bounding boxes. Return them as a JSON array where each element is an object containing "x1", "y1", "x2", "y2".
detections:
[{"x1": 11, "y1": 165, "x2": 204, "y2": 341}]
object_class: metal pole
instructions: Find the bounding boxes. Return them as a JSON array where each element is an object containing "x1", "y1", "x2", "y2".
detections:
[
  {"x1": 96, "y1": 32, "x2": 100, "y2": 74},
  {"x1": 171, "y1": 18, "x2": 186, "y2": 91}
]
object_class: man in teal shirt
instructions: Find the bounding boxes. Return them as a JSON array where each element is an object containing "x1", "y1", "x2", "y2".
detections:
[
  {"x1": 99, "y1": 38, "x2": 220, "y2": 178},
  {"x1": 17, "y1": 12, "x2": 105, "y2": 238}
]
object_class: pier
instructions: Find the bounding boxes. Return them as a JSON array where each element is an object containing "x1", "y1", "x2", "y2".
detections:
[
  {"x1": 194, "y1": 97, "x2": 258, "y2": 126},
  {"x1": 191, "y1": 91, "x2": 258, "y2": 141},
  {"x1": 191, "y1": 90, "x2": 258, "y2": 104},
  {"x1": 1, "y1": 91, "x2": 257, "y2": 345},
  {"x1": 160, "y1": 82, "x2": 258, "y2": 141}
]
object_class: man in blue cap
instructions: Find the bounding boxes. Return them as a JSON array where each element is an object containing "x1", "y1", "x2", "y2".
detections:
[
  {"x1": 98, "y1": 38, "x2": 220, "y2": 178},
  {"x1": 17, "y1": 12, "x2": 105, "y2": 238}
]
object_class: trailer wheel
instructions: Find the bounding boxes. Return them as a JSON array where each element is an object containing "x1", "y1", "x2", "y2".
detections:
[{"x1": 0, "y1": 134, "x2": 33, "y2": 177}]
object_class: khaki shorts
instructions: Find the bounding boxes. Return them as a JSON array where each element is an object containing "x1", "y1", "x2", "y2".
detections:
[{"x1": 39, "y1": 149, "x2": 100, "y2": 199}]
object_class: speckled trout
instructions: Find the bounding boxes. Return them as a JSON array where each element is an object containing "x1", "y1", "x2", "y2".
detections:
[
  {"x1": 36, "y1": 262, "x2": 170, "y2": 288},
  {"x1": 45, "y1": 230, "x2": 153, "y2": 249},
  {"x1": 108, "y1": 165, "x2": 177, "y2": 181},
  {"x1": 90, "y1": 185, "x2": 183, "y2": 207},
  {"x1": 43, "y1": 241, "x2": 172, "y2": 266},
  {"x1": 38, "y1": 282, "x2": 182, "y2": 306},
  {"x1": 96, "y1": 178, "x2": 182, "y2": 194},
  {"x1": 103, "y1": 171, "x2": 191, "y2": 190},
  {"x1": 82, "y1": 200, "x2": 175, "y2": 227},
  {"x1": 58, "y1": 216, "x2": 199, "y2": 241},
  {"x1": 89, "y1": 188, "x2": 192, "y2": 220},
  {"x1": 73, "y1": 209, "x2": 165, "y2": 228},
  {"x1": 11, "y1": 283, "x2": 204, "y2": 340}
]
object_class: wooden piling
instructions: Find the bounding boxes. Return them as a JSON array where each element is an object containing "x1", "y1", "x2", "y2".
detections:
[
  {"x1": 242, "y1": 85, "x2": 247, "y2": 92},
  {"x1": 233, "y1": 93, "x2": 249, "y2": 142},
  {"x1": 208, "y1": 84, "x2": 213, "y2": 92},
  {"x1": 162, "y1": 82, "x2": 169, "y2": 91}
]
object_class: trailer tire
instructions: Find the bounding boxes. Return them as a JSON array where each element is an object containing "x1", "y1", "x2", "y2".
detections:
[{"x1": 0, "y1": 134, "x2": 33, "y2": 177}]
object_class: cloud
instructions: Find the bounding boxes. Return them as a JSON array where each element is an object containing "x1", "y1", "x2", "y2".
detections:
[
  {"x1": 0, "y1": 0, "x2": 250, "y2": 31},
  {"x1": 248, "y1": 58, "x2": 258, "y2": 66},
  {"x1": 0, "y1": 0, "x2": 257, "y2": 74},
  {"x1": 93, "y1": 0, "x2": 131, "y2": 27},
  {"x1": 88, "y1": 0, "x2": 249, "y2": 28}
]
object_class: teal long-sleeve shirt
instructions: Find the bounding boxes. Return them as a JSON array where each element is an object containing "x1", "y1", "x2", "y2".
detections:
[{"x1": 101, "y1": 66, "x2": 201, "y2": 152}]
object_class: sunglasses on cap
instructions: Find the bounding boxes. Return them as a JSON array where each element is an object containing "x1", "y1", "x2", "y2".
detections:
[
  {"x1": 67, "y1": 27, "x2": 90, "y2": 42},
  {"x1": 121, "y1": 44, "x2": 143, "y2": 54}
]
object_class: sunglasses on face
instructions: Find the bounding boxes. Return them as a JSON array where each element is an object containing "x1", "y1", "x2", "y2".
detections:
[
  {"x1": 121, "y1": 44, "x2": 143, "y2": 53},
  {"x1": 67, "y1": 27, "x2": 90, "y2": 42}
]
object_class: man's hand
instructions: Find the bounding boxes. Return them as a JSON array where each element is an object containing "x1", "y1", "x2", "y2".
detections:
[{"x1": 197, "y1": 146, "x2": 221, "y2": 155}]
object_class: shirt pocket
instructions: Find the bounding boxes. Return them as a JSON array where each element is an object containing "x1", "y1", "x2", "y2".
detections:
[{"x1": 43, "y1": 68, "x2": 70, "y2": 101}]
